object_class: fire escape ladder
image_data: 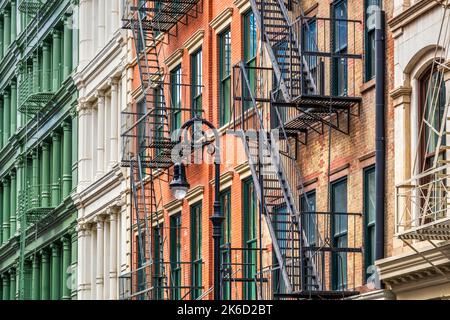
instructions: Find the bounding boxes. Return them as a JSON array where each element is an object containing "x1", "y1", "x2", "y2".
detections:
[
  {"x1": 238, "y1": 61, "x2": 322, "y2": 295},
  {"x1": 249, "y1": 0, "x2": 317, "y2": 103}
]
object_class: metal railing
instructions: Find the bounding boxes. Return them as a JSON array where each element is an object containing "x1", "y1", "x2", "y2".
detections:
[
  {"x1": 18, "y1": 70, "x2": 55, "y2": 115},
  {"x1": 18, "y1": 183, "x2": 58, "y2": 225}
]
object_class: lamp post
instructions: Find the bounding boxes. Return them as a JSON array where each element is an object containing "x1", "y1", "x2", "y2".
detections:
[{"x1": 169, "y1": 116, "x2": 224, "y2": 300}]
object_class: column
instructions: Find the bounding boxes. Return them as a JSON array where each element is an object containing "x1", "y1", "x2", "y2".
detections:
[
  {"x1": 2, "y1": 274, "x2": 10, "y2": 300},
  {"x1": 51, "y1": 132, "x2": 61, "y2": 207},
  {"x1": 109, "y1": 79, "x2": 119, "y2": 167},
  {"x1": 79, "y1": 0, "x2": 92, "y2": 68},
  {"x1": 0, "y1": 99, "x2": 3, "y2": 150},
  {"x1": 77, "y1": 103, "x2": 92, "y2": 185},
  {"x1": 2, "y1": 177, "x2": 10, "y2": 244},
  {"x1": 50, "y1": 243, "x2": 61, "y2": 300},
  {"x1": 77, "y1": 224, "x2": 90, "y2": 300},
  {"x1": 9, "y1": 269, "x2": 16, "y2": 300},
  {"x1": 15, "y1": 157, "x2": 24, "y2": 233},
  {"x1": 10, "y1": 171, "x2": 16, "y2": 236},
  {"x1": 11, "y1": 1, "x2": 16, "y2": 42},
  {"x1": 71, "y1": 110, "x2": 78, "y2": 191},
  {"x1": 51, "y1": 29, "x2": 62, "y2": 92},
  {"x1": 70, "y1": 229, "x2": 77, "y2": 299},
  {"x1": 31, "y1": 254, "x2": 40, "y2": 300},
  {"x1": 0, "y1": 12, "x2": 4, "y2": 60},
  {"x1": 62, "y1": 121, "x2": 72, "y2": 198},
  {"x1": 96, "y1": 217, "x2": 104, "y2": 300},
  {"x1": 109, "y1": 209, "x2": 118, "y2": 300},
  {"x1": 3, "y1": 89, "x2": 10, "y2": 145},
  {"x1": 62, "y1": 236, "x2": 71, "y2": 300},
  {"x1": 31, "y1": 149, "x2": 39, "y2": 207},
  {"x1": 41, "y1": 250, "x2": 50, "y2": 300},
  {"x1": 63, "y1": 14, "x2": 73, "y2": 80},
  {"x1": 98, "y1": 0, "x2": 106, "y2": 50},
  {"x1": 32, "y1": 53, "x2": 40, "y2": 93},
  {"x1": 111, "y1": 0, "x2": 119, "y2": 32},
  {"x1": 0, "y1": 183, "x2": 3, "y2": 244},
  {"x1": 41, "y1": 142, "x2": 50, "y2": 207},
  {"x1": 3, "y1": 8, "x2": 10, "y2": 52},
  {"x1": 96, "y1": 92, "x2": 105, "y2": 178},
  {"x1": 10, "y1": 81, "x2": 16, "y2": 135},
  {"x1": 42, "y1": 42, "x2": 51, "y2": 92}
]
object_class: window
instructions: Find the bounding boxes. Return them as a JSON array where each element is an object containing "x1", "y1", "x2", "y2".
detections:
[
  {"x1": 363, "y1": 167, "x2": 376, "y2": 282},
  {"x1": 273, "y1": 205, "x2": 288, "y2": 295},
  {"x1": 153, "y1": 225, "x2": 164, "y2": 299},
  {"x1": 154, "y1": 86, "x2": 164, "y2": 156},
  {"x1": 170, "y1": 213, "x2": 182, "y2": 299},
  {"x1": 301, "y1": 191, "x2": 317, "y2": 247},
  {"x1": 331, "y1": 178, "x2": 348, "y2": 290},
  {"x1": 333, "y1": 0, "x2": 348, "y2": 96},
  {"x1": 302, "y1": 18, "x2": 318, "y2": 92},
  {"x1": 170, "y1": 65, "x2": 182, "y2": 133},
  {"x1": 137, "y1": 99, "x2": 147, "y2": 157},
  {"x1": 243, "y1": 178, "x2": 257, "y2": 300},
  {"x1": 219, "y1": 29, "x2": 231, "y2": 126},
  {"x1": 365, "y1": 0, "x2": 380, "y2": 81},
  {"x1": 190, "y1": 202, "x2": 202, "y2": 299},
  {"x1": 191, "y1": 50, "x2": 202, "y2": 117},
  {"x1": 243, "y1": 11, "x2": 257, "y2": 110},
  {"x1": 136, "y1": 233, "x2": 146, "y2": 300},
  {"x1": 219, "y1": 188, "x2": 231, "y2": 300}
]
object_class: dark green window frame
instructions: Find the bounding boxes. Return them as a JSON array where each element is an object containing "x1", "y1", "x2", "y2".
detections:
[
  {"x1": 243, "y1": 10, "x2": 257, "y2": 110},
  {"x1": 364, "y1": 0, "x2": 380, "y2": 81},
  {"x1": 190, "y1": 202, "x2": 202, "y2": 299},
  {"x1": 302, "y1": 18, "x2": 318, "y2": 90},
  {"x1": 272, "y1": 205, "x2": 288, "y2": 296},
  {"x1": 153, "y1": 225, "x2": 164, "y2": 299},
  {"x1": 191, "y1": 49, "x2": 202, "y2": 117},
  {"x1": 243, "y1": 178, "x2": 257, "y2": 300},
  {"x1": 331, "y1": 177, "x2": 348, "y2": 291},
  {"x1": 301, "y1": 191, "x2": 317, "y2": 247},
  {"x1": 219, "y1": 188, "x2": 231, "y2": 300},
  {"x1": 219, "y1": 28, "x2": 231, "y2": 126},
  {"x1": 363, "y1": 166, "x2": 376, "y2": 283},
  {"x1": 332, "y1": 0, "x2": 348, "y2": 96},
  {"x1": 170, "y1": 65, "x2": 182, "y2": 133},
  {"x1": 154, "y1": 86, "x2": 165, "y2": 156},
  {"x1": 170, "y1": 213, "x2": 182, "y2": 300}
]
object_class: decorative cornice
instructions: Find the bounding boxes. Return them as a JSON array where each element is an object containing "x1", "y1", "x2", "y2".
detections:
[
  {"x1": 164, "y1": 198, "x2": 183, "y2": 215},
  {"x1": 390, "y1": 86, "x2": 412, "y2": 108},
  {"x1": 185, "y1": 185, "x2": 205, "y2": 206},
  {"x1": 234, "y1": 162, "x2": 251, "y2": 180},
  {"x1": 210, "y1": 8, "x2": 233, "y2": 34},
  {"x1": 209, "y1": 171, "x2": 234, "y2": 191},
  {"x1": 389, "y1": 0, "x2": 440, "y2": 35},
  {"x1": 164, "y1": 48, "x2": 184, "y2": 71},
  {"x1": 183, "y1": 29, "x2": 205, "y2": 55},
  {"x1": 234, "y1": 0, "x2": 251, "y2": 14}
]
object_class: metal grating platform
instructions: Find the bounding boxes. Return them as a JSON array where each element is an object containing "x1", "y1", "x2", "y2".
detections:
[
  {"x1": 398, "y1": 218, "x2": 450, "y2": 241},
  {"x1": 18, "y1": 0, "x2": 43, "y2": 15},
  {"x1": 19, "y1": 93, "x2": 55, "y2": 114}
]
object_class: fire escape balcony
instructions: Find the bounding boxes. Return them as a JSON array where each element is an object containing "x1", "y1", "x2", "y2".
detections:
[
  {"x1": 396, "y1": 166, "x2": 450, "y2": 242},
  {"x1": 18, "y1": 184, "x2": 57, "y2": 226},
  {"x1": 18, "y1": 70, "x2": 54, "y2": 115},
  {"x1": 18, "y1": 0, "x2": 51, "y2": 16}
]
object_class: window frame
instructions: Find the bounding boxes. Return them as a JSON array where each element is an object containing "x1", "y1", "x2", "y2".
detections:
[
  {"x1": 170, "y1": 213, "x2": 182, "y2": 300},
  {"x1": 219, "y1": 187, "x2": 232, "y2": 300},
  {"x1": 363, "y1": 166, "x2": 376, "y2": 283},
  {"x1": 242, "y1": 178, "x2": 257, "y2": 300},
  {"x1": 191, "y1": 49, "x2": 203, "y2": 117},
  {"x1": 219, "y1": 28, "x2": 232, "y2": 126},
  {"x1": 170, "y1": 65, "x2": 182, "y2": 133},
  {"x1": 332, "y1": 0, "x2": 348, "y2": 96},
  {"x1": 190, "y1": 201, "x2": 202, "y2": 299}
]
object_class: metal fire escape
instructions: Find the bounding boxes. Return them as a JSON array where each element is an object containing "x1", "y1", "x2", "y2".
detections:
[
  {"x1": 120, "y1": 0, "x2": 203, "y2": 300},
  {"x1": 231, "y1": 0, "x2": 363, "y2": 299},
  {"x1": 395, "y1": 1, "x2": 450, "y2": 272}
]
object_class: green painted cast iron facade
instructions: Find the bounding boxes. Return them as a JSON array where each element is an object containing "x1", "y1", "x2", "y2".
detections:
[{"x1": 0, "y1": 0, "x2": 78, "y2": 300}]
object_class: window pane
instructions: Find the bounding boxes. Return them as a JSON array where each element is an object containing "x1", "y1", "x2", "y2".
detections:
[
  {"x1": 220, "y1": 29, "x2": 231, "y2": 126},
  {"x1": 301, "y1": 191, "x2": 317, "y2": 246}
]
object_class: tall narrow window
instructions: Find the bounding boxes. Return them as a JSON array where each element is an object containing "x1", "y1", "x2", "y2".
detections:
[
  {"x1": 331, "y1": 178, "x2": 348, "y2": 290},
  {"x1": 273, "y1": 205, "x2": 288, "y2": 295},
  {"x1": 243, "y1": 11, "x2": 257, "y2": 110},
  {"x1": 137, "y1": 99, "x2": 147, "y2": 158},
  {"x1": 243, "y1": 178, "x2": 257, "y2": 300},
  {"x1": 364, "y1": 167, "x2": 376, "y2": 282},
  {"x1": 170, "y1": 213, "x2": 182, "y2": 299},
  {"x1": 191, "y1": 50, "x2": 202, "y2": 117},
  {"x1": 301, "y1": 191, "x2": 317, "y2": 247},
  {"x1": 219, "y1": 29, "x2": 231, "y2": 126},
  {"x1": 154, "y1": 86, "x2": 164, "y2": 156},
  {"x1": 302, "y1": 18, "x2": 318, "y2": 92},
  {"x1": 170, "y1": 65, "x2": 182, "y2": 133},
  {"x1": 153, "y1": 225, "x2": 164, "y2": 299},
  {"x1": 190, "y1": 202, "x2": 202, "y2": 299},
  {"x1": 365, "y1": 0, "x2": 380, "y2": 81},
  {"x1": 333, "y1": 0, "x2": 348, "y2": 96},
  {"x1": 219, "y1": 188, "x2": 231, "y2": 300}
]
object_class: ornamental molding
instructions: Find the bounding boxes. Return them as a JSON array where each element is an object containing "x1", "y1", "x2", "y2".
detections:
[
  {"x1": 210, "y1": 7, "x2": 233, "y2": 34},
  {"x1": 164, "y1": 48, "x2": 184, "y2": 71},
  {"x1": 234, "y1": 0, "x2": 251, "y2": 14},
  {"x1": 164, "y1": 198, "x2": 183, "y2": 216},
  {"x1": 389, "y1": 0, "x2": 440, "y2": 36},
  {"x1": 209, "y1": 171, "x2": 234, "y2": 191},
  {"x1": 183, "y1": 29, "x2": 205, "y2": 55},
  {"x1": 234, "y1": 162, "x2": 251, "y2": 180},
  {"x1": 185, "y1": 185, "x2": 205, "y2": 206}
]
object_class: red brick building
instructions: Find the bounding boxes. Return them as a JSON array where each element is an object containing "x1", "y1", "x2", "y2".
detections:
[{"x1": 121, "y1": 0, "x2": 395, "y2": 300}]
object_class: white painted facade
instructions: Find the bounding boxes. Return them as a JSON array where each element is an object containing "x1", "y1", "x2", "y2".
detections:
[
  {"x1": 377, "y1": 0, "x2": 450, "y2": 300},
  {"x1": 72, "y1": 0, "x2": 132, "y2": 300}
]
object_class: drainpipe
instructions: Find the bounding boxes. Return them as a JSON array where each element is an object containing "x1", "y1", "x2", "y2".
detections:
[{"x1": 375, "y1": 9, "x2": 386, "y2": 262}]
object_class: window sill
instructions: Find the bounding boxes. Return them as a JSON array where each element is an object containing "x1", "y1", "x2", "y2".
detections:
[{"x1": 360, "y1": 78, "x2": 376, "y2": 94}]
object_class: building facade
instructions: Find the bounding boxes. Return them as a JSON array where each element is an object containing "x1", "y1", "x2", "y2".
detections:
[
  {"x1": 72, "y1": 0, "x2": 131, "y2": 300},
  {"x1": 121, "y1": 0, "x2": 396, "y2": 300},
  {"x1": 0, "y1": 0, "x2": 78, "y2": 300},
  {"x1": 376, "y1": 0, "x2": 450, "y2": 300}
]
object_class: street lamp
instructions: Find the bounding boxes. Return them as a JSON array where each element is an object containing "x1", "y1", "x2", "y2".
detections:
[{"x1": 169, "y1": 116, "x2": 224, "y2": 300}]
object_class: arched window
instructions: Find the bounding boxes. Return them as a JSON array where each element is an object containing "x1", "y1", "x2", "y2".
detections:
[{"x1": 419, "y1": 67, "x2": 446, "y2": 172}]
